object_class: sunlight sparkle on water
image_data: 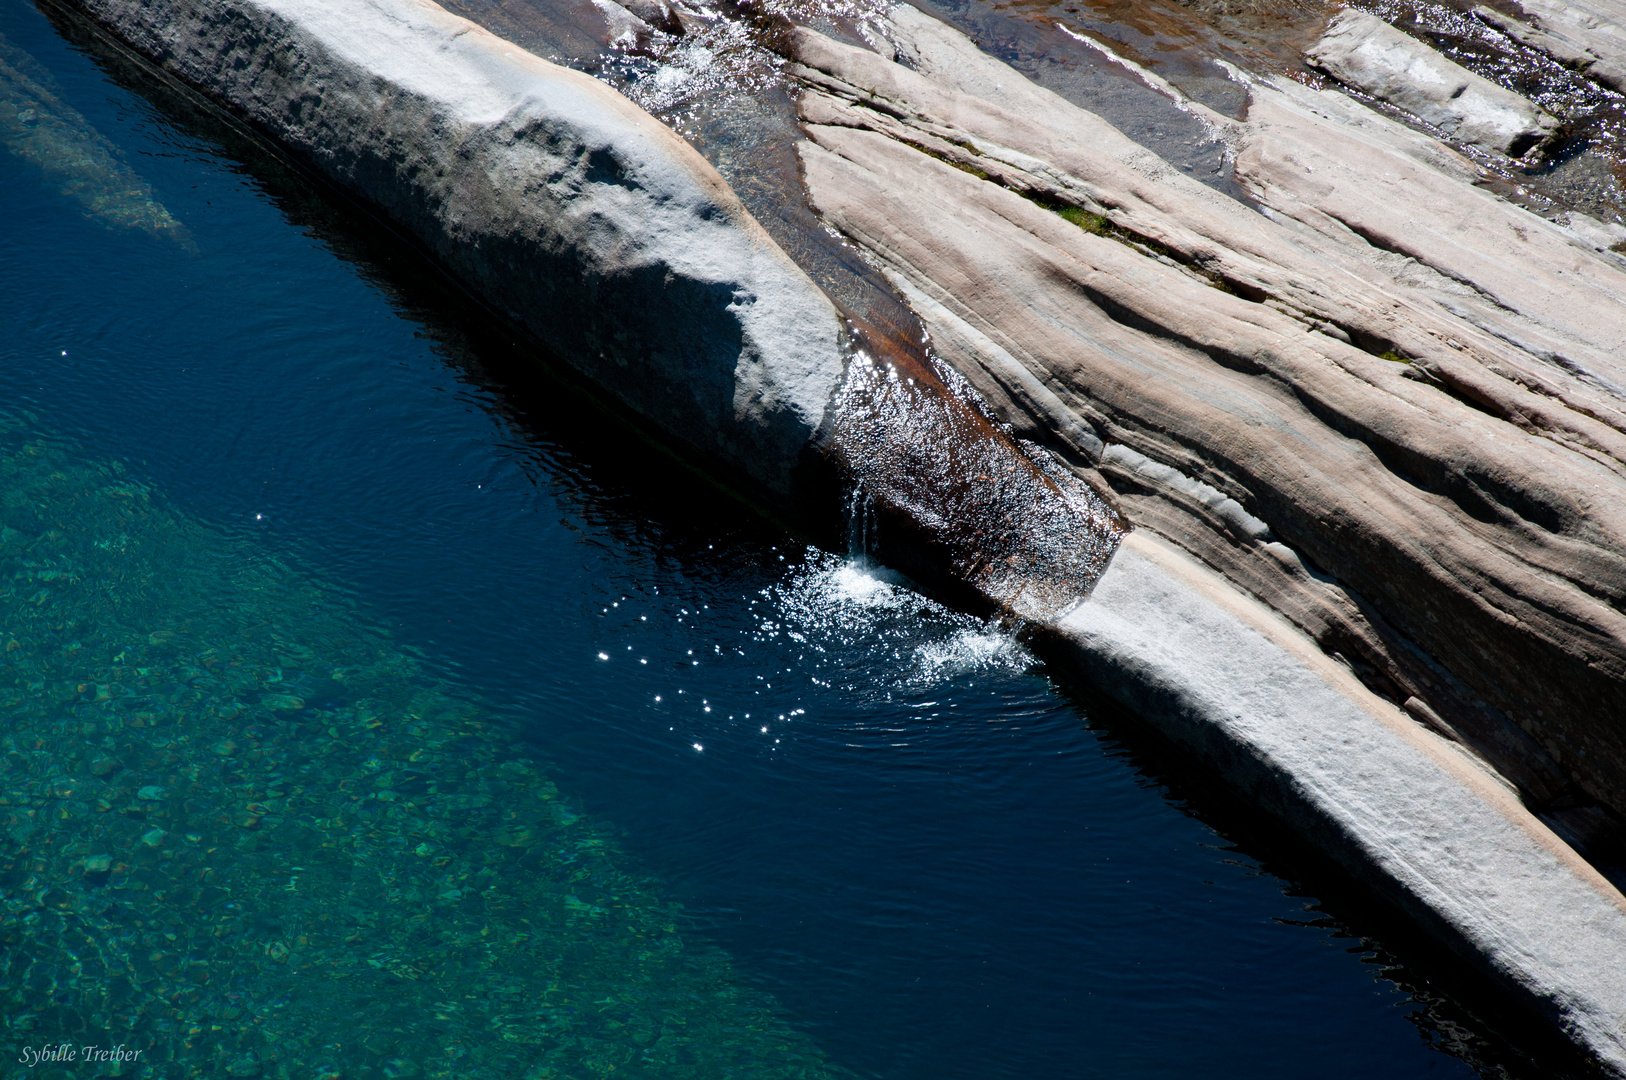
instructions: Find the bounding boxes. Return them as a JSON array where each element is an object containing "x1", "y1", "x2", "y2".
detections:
[{"x1": 763, "y1": 551, "x2": 1031, "y2": 690}]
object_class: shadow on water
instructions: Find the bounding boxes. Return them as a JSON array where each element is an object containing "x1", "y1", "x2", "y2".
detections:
[
  {"x1": 1032, "y1": 665, "x2": 1615, "y2": 1080},
  {"x1": 0, "y1": 420, "x2": 860, "y2": 1080},
  {"x1": 4, "y1": 12, "x2": 872, "y2": 1080},
  {"x1": 10, "y1": 4, "x2": 1617, "y2": 1078},
  {"x1": 31, "y1": 0, "x2": 810, "y2": 561},
  {"x1": 38, "y1": 0, "x2": 1128, "y2": 623}
]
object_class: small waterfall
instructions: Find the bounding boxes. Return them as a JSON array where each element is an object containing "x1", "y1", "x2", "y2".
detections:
[
  {"x1": 844, "y1": 480, "x2": 878, "y2": 562},
  {"x1": 825, "y1": 340, "x2": 1124, "y2": 621}
]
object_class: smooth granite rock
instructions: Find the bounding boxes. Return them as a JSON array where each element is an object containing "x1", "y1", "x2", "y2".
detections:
[
  {"x1": 787, "y1": 8, "x2": 1626, "y2": 838},
  {"x1": 1059, "y1": 533, "x2": 1626, "y2": 1076},
  {"x1": 1230, "y1": 69, "x2": 1626, "y2": 390},
  {"x1": 1306, "y1": 8, "x2": 1559, "y2": 156},
  {"x1": 68, "y1": 0, "x2": 849, "y2": 497}
]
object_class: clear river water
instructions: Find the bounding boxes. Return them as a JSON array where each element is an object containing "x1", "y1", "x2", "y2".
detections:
[{"x1": 0, "y1": 1, "x2": 1559, "y2": 1077}]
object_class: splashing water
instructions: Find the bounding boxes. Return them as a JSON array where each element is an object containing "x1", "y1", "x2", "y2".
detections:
[{"x1": 753, "y1": 548, "x2": 1033, "y2": 694}]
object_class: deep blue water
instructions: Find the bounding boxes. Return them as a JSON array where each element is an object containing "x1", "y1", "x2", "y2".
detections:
[{"x1": 0, "y1": 2, "x2": 1505, "y2": 1077}]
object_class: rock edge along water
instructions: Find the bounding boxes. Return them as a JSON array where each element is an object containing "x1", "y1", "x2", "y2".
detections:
[
  {"x1": 48, "y1": 0, "x2": 1626, "y2": 1070},
  {"x1": 786, "y1": 3, "x2": 1626, "y2": 832},
  {"x1": 63, "y1": 0, "x2": 850, "y2": 500},
  {"x1": 785, "y1": 5, "x2": 1626, "y2": 1068},
  {"x1": 1058, "y1": 533, "x2": 1626, "y2": 1077},
  {"x1": 52, "y1": 0, "x2": 1127, "y2": 614}
]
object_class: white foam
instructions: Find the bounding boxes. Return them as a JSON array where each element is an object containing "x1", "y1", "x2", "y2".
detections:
[
  {"x1": 823, "y1": 559, "x2": 908, "y2": 606},
  {"x1": 915, "y1": 628, "x2": 1026, "y2": 678},
  {"x1": 765, "y1": 549, "x2": 1030, "y2": 688}
]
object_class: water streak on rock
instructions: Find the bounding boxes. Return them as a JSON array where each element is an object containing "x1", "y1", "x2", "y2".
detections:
[{"x1": 822, "y1": 323, "x2": 1125, "y2": 621}]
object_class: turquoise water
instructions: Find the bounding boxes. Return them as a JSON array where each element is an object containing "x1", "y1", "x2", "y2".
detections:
[{"x1": 0, "y1": 2, "x2": 1555, "y2": 1078}]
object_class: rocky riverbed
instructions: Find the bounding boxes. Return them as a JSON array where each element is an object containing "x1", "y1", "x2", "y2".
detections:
[{"x1": 0, "y1": 418, "x2": 851, "y2": 1080}]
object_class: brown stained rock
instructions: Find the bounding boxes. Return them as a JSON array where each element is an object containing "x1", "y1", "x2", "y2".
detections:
[
  {"x1": 825, "y1": 337, "x2": 1125, "y2": 621},
  {"x1": 786, "y1": 12, "x2": 1626, "y2": 817}
]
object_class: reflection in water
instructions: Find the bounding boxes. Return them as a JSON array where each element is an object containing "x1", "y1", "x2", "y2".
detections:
[
  {"x1": 0, "y1": 31, "x2": 191, "y2": 247},
  {"x1": 0, "y1": 416, "x2": 849, "y2": 1080}
]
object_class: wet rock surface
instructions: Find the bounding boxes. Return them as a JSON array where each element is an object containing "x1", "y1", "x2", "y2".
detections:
[
  {"x1": 1477, "y1": 0, "x2": 1626, "y2": 95},
  {"x1": 1307, "y1": 8, "x2": 1560, "y2": 155},
  {"x1": 1343, "y1": 0, "x2": 1626, "y2": 223},
  {"x1": 0, "y1": 418, "x2": 853, "y2": 1080},
  {"x1": 825, "y1": 342, "x2": 1124, "y2": 621}
]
